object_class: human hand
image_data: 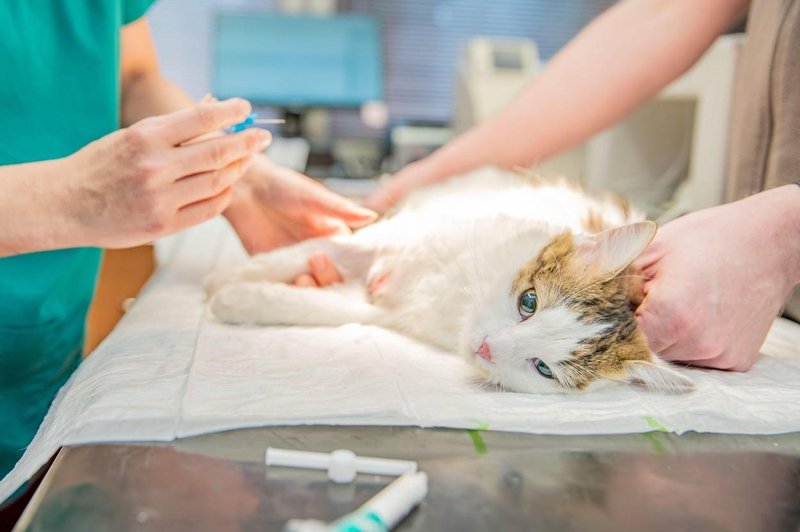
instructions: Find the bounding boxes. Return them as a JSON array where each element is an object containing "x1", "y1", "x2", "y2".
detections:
[
  {"x1": 223, "y1": 157, "x2": 376, "y2": 254},
  {"x1": 60, "y1": 98, "x2": 269, "y2": 248},
  {"x1": 364, "y1": 159, "x2": 441, "y2": 213},
  {"x1": 634, "y1": 185, "x2": 800, "y2": 371}
]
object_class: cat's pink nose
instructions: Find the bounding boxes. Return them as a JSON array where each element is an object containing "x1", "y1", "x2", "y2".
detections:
[{"x1": 477, "y1": 340, "x2": 493, "y2": 362}]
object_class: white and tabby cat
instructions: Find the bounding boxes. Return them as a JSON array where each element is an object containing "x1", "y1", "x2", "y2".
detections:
[{"x1": 206, "y1": 168, "x2": 694, "y2": 394}]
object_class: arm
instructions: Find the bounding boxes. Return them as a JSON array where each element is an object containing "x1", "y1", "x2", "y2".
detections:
[
  {"x1": 120, "y1": 18, "x2": 196, "y2": 125},
  {"x1": 0, "y1": 159, "x2": 83, "y2": 256},
  {"x1": 119, "y1": 18, "x2": 375, "y2": 254},
  {"x1": 369, "y1": 0, "x2": 750, "y2": 211}
]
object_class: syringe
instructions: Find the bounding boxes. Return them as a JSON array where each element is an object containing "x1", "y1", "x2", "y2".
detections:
[
  {"x1": 226, "y1": 112, "x2": 285, "y2": 134},
  {"x1": 285, "y1": 472, "x2": 429, "y2": 532}
]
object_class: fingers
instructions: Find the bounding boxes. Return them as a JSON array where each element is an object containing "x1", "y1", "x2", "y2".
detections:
[
  {"x1": 158, "y1": 98, "x2": 252, "y2": 145},
  {"x1": 174, "y1": 129, "x2": 271, "y2": 177},
  {"x1": 291, "y1": 253, "x2": 343, "y2": 287},
  {"x1": 300, "y1": 177, "x2": 377, "y2": 227},
  {"x1": 173, "y1": 187, "x2": 234, "y2": 233},
  {"x1": 293, "y1": 274, "x2": 318, "y2": 287},
  {"x1": 364, "y1": 182, "x2": 404, "y2": 213},
  {"x1": 673, "y1": 353, "x2": 755, "y2": 372},
  {"x1": 635, "y1": 296, "x2": 681, "y2": 356},
  {"x1": 308, "y1": 253, "x2": 343, "y2": 286},
  {"x1": 659, "y1": 320, "x2": 769, "y2": 371},
  {"x1": 173, "y1": 157, "x2": 254, "y2": 207},
  {"x1": 632, "y1": 238, "x2": 664, "y2": 272}
]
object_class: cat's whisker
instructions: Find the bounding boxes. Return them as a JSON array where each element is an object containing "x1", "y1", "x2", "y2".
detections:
[
  {"x1": 567, "y1": 273, "x2": 647, "y2": 300},
  {"x1": 559, "y1": 359, "x2": 630, "y2": 387},
  {"x1": 556, "y1": 359, "x2": 606, "y2": 388}
]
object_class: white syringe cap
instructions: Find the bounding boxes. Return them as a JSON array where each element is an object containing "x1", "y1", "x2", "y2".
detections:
[{"x1": 328, "y1": 449, "x2": 357, "y2": 484}]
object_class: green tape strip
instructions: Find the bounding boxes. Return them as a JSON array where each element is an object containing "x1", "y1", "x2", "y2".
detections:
[
  {"x1": 643, "y1": 416, "x2": 669, "y2": 432},
  {"x1": 641, "y1": 432, "x2": 667, "y2": 454},
  {"x1": 467, "y1": 429, "x2": 488, "y2": 454}
]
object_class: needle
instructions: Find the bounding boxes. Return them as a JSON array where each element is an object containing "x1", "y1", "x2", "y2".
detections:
[{"x1": 226, "y1": 113, "x2": 285, "y2": 133}]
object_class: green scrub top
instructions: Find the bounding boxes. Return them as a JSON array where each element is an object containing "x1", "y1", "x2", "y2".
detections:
[{"x1": 0, "y1": 0, "x2": 155, "y2": 489}]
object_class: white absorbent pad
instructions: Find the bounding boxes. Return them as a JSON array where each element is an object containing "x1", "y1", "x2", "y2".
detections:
[{"x1": 2, "y1": 219, "x2": 800, "y2": 502}]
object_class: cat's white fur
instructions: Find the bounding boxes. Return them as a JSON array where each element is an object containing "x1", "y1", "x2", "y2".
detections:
[{"x1": 206, "y1": 168, "x2": 694, "y2": 394}]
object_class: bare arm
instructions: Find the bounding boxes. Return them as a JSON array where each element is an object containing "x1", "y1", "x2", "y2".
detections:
[
  {"x1": 369, "y1": 0, "x2": 750, "y2": 211},
  {"x1": 0, "y1": 159, "x2": 81, "y2": 256},
  {"x1": 120, "y1": 17, "x2": 195, "y2": 125}
]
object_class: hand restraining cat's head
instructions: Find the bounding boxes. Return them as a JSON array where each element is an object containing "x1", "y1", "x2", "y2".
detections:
[{"x1": 463, "y1": 221, "x2": 694, "y2": 395}]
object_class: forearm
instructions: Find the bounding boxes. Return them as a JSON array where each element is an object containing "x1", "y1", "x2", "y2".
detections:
[
  {"x1": 0, "y1": 159, "x2": 82, "y2": 256},
  {"x1": 416, "y1": 0, "x2": 749, "y2": 181}
]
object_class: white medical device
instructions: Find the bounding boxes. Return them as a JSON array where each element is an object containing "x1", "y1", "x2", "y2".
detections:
[{"x1": 453, "y1": 37, "x2": 540, "y2": 133}]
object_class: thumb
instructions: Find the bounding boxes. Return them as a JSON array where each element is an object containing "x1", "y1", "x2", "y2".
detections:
[
  {"x1": 307, "y1": 186, "x2": 377, "y2": 228},
  {"x1": 365, "y1": 165, "x2": 442, "y2": 213},
  {"x1": 364, "y1": 179, "x2": 409, "y2": 213},
  {"x1": 364, "y1": 191, "x2": 394, "y2": 214},
  {"x1": 635, "y1": 293, "x2": 679, "y2": 356}
]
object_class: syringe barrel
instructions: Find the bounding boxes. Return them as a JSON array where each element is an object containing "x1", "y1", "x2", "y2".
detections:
[
  {"x1": 354, "y1": 456, "x2": 417, "y2": 476},
  {"x1": 266, "y1": 447, "x2": 331, "y2": 470},
  {"x1": 266, "y1": 447, "x2": 418, "y2": 477},
  {"x1": 359, "y1": 472, "x2": 429, "y2": 529}
]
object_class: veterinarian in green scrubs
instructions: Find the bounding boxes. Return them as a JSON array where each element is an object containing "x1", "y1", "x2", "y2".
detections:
[
  {"x1": 0, "y1": 0, "x2": 374, "y2": 498},
  {"x1": 0, "y1": 0, "x2": 157, "y2": 491}
]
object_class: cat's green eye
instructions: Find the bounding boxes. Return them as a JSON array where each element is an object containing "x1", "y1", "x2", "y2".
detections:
[
  {"x1": 518, "y1": 289, "x2": 538, "y2": 318},
  {"x1": 531, "y1": 357, "x2": 553, "y2": 379}
]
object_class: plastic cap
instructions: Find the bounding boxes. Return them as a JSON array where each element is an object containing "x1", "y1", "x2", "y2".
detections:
[{"x1": 328, "y1": 449, "x2": 357, "y2": 483}]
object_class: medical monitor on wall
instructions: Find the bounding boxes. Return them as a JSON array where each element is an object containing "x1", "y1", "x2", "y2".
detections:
[{"x1": 213, "y1": 12, "x2": 383, "y2": 108}]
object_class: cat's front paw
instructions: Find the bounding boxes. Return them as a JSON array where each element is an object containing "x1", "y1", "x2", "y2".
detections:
[
  {"x1": 204, "y1": 263, "x2": 256, "y2": 298},
  {"x1": 204, "y1": 270, "x2": 231, "y2": 298},
  {"x1": 209, "y1": 283, "x2": 263, "y2": 325}
]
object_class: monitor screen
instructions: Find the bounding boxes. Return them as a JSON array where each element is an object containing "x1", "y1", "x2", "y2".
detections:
[{"x1": 213, "y1": 12, "x2": 383, "y2": 108}]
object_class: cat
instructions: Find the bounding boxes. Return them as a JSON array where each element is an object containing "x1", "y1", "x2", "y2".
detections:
[{"x1": 205, "y1": 168, "x2": 694, "y2": 395}]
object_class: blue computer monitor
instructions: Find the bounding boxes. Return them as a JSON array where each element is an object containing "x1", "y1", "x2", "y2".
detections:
[{"x1": 213, "y1": 12, "x2": 383, "y2": 108}]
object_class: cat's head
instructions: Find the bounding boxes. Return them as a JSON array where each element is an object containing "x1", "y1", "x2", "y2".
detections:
[{"x1": 463, "y1": 221, "x2": 694, "y2": 394}]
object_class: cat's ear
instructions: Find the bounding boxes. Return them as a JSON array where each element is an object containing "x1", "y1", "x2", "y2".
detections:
[
  {"x1": 574, "y1": 221, "x2": 656, "y2": 281},
  {"x1": 623, "y1": 359, "x2": 695, "y2": 394}
]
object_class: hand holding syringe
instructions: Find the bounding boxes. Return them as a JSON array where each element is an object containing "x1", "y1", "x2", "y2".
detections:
[{"x1": 198, "y1": 95, "x2": 285, "y2": 135}]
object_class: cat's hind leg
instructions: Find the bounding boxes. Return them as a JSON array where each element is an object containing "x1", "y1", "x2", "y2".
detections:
[
  {"x1": 210, "y1": 282, "x2": 382, "y2": 327},
  {"x1": 204, "y1": 236, "x2": 374, "y2": 297}
]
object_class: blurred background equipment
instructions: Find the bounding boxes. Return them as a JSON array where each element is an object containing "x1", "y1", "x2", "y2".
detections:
[
  {"x1": 213, "y1": 12, "x2": 383, "y2": 108},
  {"x1": 582, "y1": 35, "x2": 745, "y2": 221},
  {"x1": 148, "y1": 0, "x2": 744, "y2": 218},
  {"x1": 148, "y1": 0, "x2": 617, "y2": 179},
  {"x1": 213, "y1": 10, "x2": 383, "y2": 174},
  {"x1": 453, "y1": 37, "x2": 540, "y2": 133}
]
